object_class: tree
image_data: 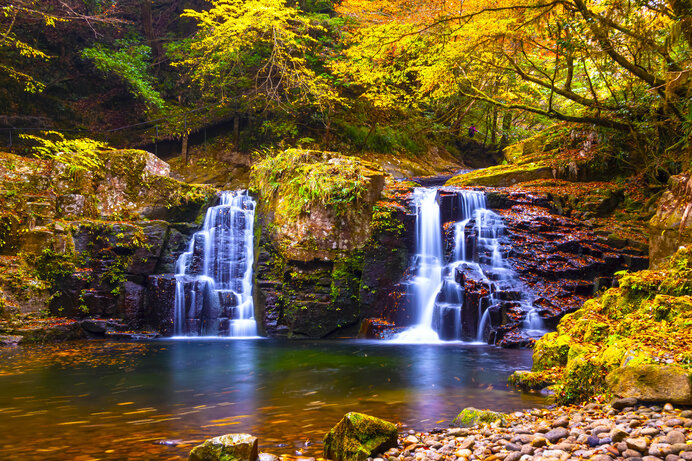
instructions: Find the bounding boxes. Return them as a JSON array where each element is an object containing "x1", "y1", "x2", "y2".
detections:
[
  {"x1": 175, "y1": 0, "x2": 340, "y2": 113},
  {"x1": 335, "y1": 0, "x2": 692, "y2": 157}
]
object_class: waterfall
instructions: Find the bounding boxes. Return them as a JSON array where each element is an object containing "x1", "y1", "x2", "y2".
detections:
[
  {"x1": 393, "y1": 187, "x2": 543, "y2": 343},
  {"x1": 173, "y1": 190, "x2": 258, "y2": 337}
]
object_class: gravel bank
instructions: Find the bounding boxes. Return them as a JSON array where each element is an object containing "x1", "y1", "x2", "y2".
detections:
[{"x1": 373, "y1": 400, "x2": 692, "y2": 461}]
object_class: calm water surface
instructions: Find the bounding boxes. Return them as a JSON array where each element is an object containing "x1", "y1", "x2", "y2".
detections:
[{"x1": 0, "y1": 339, "x2": 544, "y2": 460}]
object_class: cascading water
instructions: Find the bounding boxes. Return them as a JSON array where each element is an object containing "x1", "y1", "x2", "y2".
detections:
[
  {"x1": 393, "y1": 187, "x2": 543, "y2": 343},
  {"x1": 173, "y1": 190, "x2": 258, "y2": 337}
]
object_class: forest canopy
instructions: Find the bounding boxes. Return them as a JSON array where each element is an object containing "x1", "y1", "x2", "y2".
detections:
[{"x1": 0, "y1": 0, "x2": 690, "y2": 172}]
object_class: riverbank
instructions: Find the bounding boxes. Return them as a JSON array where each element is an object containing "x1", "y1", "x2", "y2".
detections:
[{"x1": 365, "y1": 400, "x2": 692, "y2": 461}]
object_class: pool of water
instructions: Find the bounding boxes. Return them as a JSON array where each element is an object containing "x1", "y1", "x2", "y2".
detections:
[{"x1": 0, "y1": 339, "x2": 544, "y2": 460}]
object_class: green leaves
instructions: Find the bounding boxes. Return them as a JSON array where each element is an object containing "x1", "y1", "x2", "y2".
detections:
[{"x1": 81, "y1": 41, "x2": 164, "y2": 111}]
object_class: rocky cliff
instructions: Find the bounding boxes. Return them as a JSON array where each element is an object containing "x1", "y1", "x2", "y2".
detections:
[{"x1": 0, "y1": 149, "x2": 215, "y2": 338}]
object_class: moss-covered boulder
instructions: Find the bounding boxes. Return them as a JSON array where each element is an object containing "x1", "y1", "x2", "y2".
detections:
[
  {"x1": 510, "y1": 246, "x2": 692, "y2": 404},
  {"x1": 188, "y1": 433, "x2": 258, "y2": 461},
  {"x1": 323, "y1": 412, "x2": 398, "y2": 461},
  {"x1": 251, "y1": 149, "x2": 386, "y2": 261},
  {"x1": 606, "y1": 365, "x2": 692, "y2": 405},
  {"x1": 451, "y1": 407, "x2": 507, "y2": 428}
]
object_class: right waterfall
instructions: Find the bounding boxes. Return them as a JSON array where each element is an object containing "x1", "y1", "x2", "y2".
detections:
[{"x1": 393, "y1": 187, "x2": 544, "y2": 343}]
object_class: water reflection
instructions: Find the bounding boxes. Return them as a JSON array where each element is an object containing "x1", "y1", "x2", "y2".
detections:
[{"x1": 0, "y1": 340, "x2": 544, "y2": 460}]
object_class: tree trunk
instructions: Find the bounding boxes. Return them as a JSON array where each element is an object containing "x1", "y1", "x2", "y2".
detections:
[
  {"x1": 233, "y1": 114, "x2": 240, "y2": 151},
  {"x1": 182, "y1": 134, "x2": 189, "y2": 164},
  {"x1": 141, "y1": 1, "x2": 164, "y2": 63}
]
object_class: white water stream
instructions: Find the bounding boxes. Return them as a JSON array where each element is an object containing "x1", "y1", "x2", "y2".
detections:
[
  {"x1": 393, "y1": 187, "x2": 543, "y2": 343},
  {"x1": 173, "y1": 190, "x2": 257, "y2": 337}
]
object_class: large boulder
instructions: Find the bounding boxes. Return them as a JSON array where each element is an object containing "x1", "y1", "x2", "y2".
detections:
[
  {"x1": 188, "y1": 433, "x2": 258, "y2": 461},
  {"x1": 606, "y1": 365, "x2": 692, "y2": 405},
  {"x1": 323, "y1": 412, "x2": 398, "y2": 461}
]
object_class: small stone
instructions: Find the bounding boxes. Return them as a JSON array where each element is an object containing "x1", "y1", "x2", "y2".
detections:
[
  {"x1": 613, "y1": 398, "x2": 639, "y2": 410},
  {"x1": 643, "y1": 457, "x2": 664, "y2": 461},
  {"x1": 681, "y1": 453, "x2": 692, "y2": 461},
  {"x1": 504, "y1": 453, "x2": 522, "y2": 461},
  {"x1": 649, "y1": 444, "x2": 673, "y2": 457},
  {"x1": 404, "y1": 436, "x2": 419, "y2": 445},
  {"x1": 455, "y1": 449, "x2": 472, "y2": 458},
  {"x1": 666, "y1": 431, "x2": 686, "y2": 445},
  {"x1": 680, "y1": 411, "x2": 692, "y2": 418},
  {"x1": 666, "y1": 420, "x2": 684, "y2": 428},
  {"x1": 665, "y1": 455, "x2": 681, "y2": 461},
  {"x1": 593, "y1": 425, "x2": 611, "y2": 435},
  {"x1": 588, "y1": 436, "x2": 601, "y2": 447},
  {"x1": 544, "y1": 427, "x2": 569, "y2": 444},
  {"x1": 612, "y1": 428, "x2": 630, "y2": 443},
  {"x1": 520, "y1": 445, "x2": 534, "y2": 455},
  {"x1": 627, "y1": 438, "x2": 650, "y2": 452},
  {"x1": 623, "y1": 449, "x2": 643, "y2": 458},
  {"x1": 551, "y1": 416, "x2": 569, "y2": 428},
  {"x1": 504, "y1": 443, "x2": 521, "y2": 452},
  {"x1": 542, "y1": 449, "x2": 567, "y2": 458},
  {"x1": 591, "y1": 455, "x2": 614, "y2": 461},
  {"x1": 531, "y1": 436, "x2": 548, "y2": 448},
  {"x1": 643, "y1": 428, "x2": 661, "y2": 436},
  {"x1": 259, "y1": 453, "x2": 280, "y2": 461},
  {"x1": 664, "y1": 404, "x2": 675, "y2": 411},
  {"x1": 458, "y1": 437, "x2": 475, "y2": 450},
  {"x1": 617, "y1": 442, "x2": 630, "y2": 453},
  {"x1": 670, "y1": 444, "x2": 689, "y2": 455}
]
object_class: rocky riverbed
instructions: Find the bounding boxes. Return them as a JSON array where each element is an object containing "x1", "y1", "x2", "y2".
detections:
[{"x1": 366, "y1": 400, "x2": 692, "y2": 461}]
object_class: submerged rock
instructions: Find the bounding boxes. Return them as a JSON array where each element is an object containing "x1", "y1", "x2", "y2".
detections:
[
  {"x1": 188, "y1": 433, "x2": 258, "y2": 461},
  {"x1": 323, "y1": 412, "x2": 398, "y2": 461}
]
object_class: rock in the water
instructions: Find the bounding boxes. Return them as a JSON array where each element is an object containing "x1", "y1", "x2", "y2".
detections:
[
  {"x1": 323, "y1": 412, "x2": 398, "y2": 461},
  {"x1": 607, "y1": 365, "x2": 692, "y2": 405},
  {"x1": 188, "y1": 433, "x2": 258, "y2": 461},
  {"x1": 451, "y1": 407, "x2": 506, "y2": 428}
]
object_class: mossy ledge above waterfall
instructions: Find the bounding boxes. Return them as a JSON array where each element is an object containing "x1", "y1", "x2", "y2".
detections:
[
  {"x1": 0, "y1": 147, "x2": 216, "y2": 337},
  {"x1": 510, "y1": 246, "x2": 692, "y2": 405}
]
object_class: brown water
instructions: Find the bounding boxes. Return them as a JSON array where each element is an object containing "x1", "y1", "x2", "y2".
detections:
[{"x1": 0, "y1": 339, "x2": 544, "y2": 460}]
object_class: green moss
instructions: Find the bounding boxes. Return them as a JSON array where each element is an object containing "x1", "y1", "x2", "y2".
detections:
[
  {"x1": 251, "y1": 149, "x2": 374, "y2": 219},
  {"x1": 451, "y1": 407, "x2": 507, "y2": 428},
  {"x1": 323, "y1": 412, "x2": 398, "y2": 461},
  {"x1": 519, "y1": 246, "x2": 692, "y2": 404},
  {"x1": 531, "y1": 332, "x2": 572, "y2": 371}
]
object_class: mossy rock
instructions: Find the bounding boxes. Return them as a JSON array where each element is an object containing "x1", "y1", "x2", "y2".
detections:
[
  {"x1": 450, "y1": 407, "x2": 506, "y2": 428},
  {"x1": 445, "y1": 164, "x2": 552, "y2": 187},
  {"x1": 323, "y1": 412, "x2": 398, "y2": 461},
  {"x1": 606, "y1": 365, "x2": 692, "y2": 405},
  {"x1": 188, "y1": 433, "x2": 258, "y2": 461},
  {"x1": 531, "y1": 332, "x2": 572, "y2": 371}
]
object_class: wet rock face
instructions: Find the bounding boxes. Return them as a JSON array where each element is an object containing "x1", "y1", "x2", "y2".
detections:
[
  {"x1": 255, "y1": 181, "x2": 412, "y2": 339},
  {"x1": 367, "y1": 186, "x2": 648, "y2": 347},
  {"x1": 496, "y1": 190, "x2": 648, "y2": 342},
  {"x1": 650, "y1": 172, "x2": 692, "y2": 267}
]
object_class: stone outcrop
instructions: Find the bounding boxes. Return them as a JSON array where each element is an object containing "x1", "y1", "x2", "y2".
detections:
[
  {"x1": 252, "y1": 150, "x2": 412, "y2": 338},
  {"x1": 650, "y1": 172, "x2": 692, "y2": 267},
  {"x1": 0, "y1": 149, "x2": 214, "y2": 328},
  {"x1": 188, "y1": 433, "x2": 259, "y2": 461},
  {"x1": 323, "y1": 412, "x2": 398, "y2": 461},
  {"x1": 606, "y1": 365, "x2": 692, "y2": 405}
]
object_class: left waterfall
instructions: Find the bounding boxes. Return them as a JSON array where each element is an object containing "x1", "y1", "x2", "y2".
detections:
[{"x1": 173, "y1": 190, "x2": 258, "y2": 337}]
